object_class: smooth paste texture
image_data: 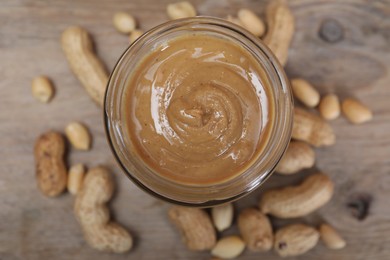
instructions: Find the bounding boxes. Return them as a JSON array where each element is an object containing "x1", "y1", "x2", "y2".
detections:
[{"x1": 123, "y1": 33, "x2": 273, "y2": 185}]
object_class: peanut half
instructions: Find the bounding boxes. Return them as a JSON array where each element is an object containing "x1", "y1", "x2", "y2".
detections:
[
  {"x1": 259, "y1": 173, "x2": 334, "y2": 218},
  {"x1": 237, "y1": 9, "x2": 265, "y2": 37},
  {"x1": 319, "y1": 94, "x2": 341, "y2": 120},
  {"x1": 211, "y1": 236, "x2": 245, "y2": 259},
  {"x1": 167, "y1": 1, "x2": 196, "y2": 20},
  {"x1": 168, "y1": 206, "x2": 216, "y2": 251},
  {"x1": 31, "y1": 76, "x2": 54, "y2": 103},
  {"x1": 276, "y1": 141, "x2": 315, "y2": 175},
  {"x1": 34, "y1": 131, "x2": 67, "y2": 197},
  {"x1": 65, "y1": 122, "x2": 91, "y2": 150},
  {"x1": 238, "y1": 208, "x2": 273, "y2": 252},
  {"x1": 264, "y1": 0, "x2": 295, "y2": 66},
  {"x1": 291, "y1": 78, "x2": 320, "y2": 108},
  {"x1": 342, "y1": 98, "x2": 373, "y2": 124},
  {"x1": 211, "y1": 203, "x2": 234, "y2": 232},
  {"x1": 113, "y1": 12, "x2": 136, "y2": 34},
  {"x1": 319, "y1": 224, "x2": 346, "y2": 249},
  {"x1": 226, "y1": 15, "x2": 244, "y2": 27},
  {"x1": 293, "y1": 107, "x2": 335, "y2": 147},
  {"x1": 61, "y1": 26, "x2": 109, "y2": 106},
  {"x1": 129, "y1": 29, "x2": 144, "y2": 44},
  {"x1": 274, "y1": 224, "x2": 319, "y2": 257},
  {"x1": 75, "y1": 167, "x2": 133, "y2": 253},
  {"x1": 67, "y1": 163, "x2": 85, "y2": 195}
]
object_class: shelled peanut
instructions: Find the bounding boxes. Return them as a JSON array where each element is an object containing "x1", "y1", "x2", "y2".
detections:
[
  {"x1": 237, "y1": 9, "x2": 265, "y2": 37},
  {"x1": 289, "y1": 78, "x2": 373, "y2": 124},
  {"x1": 65, "y1": 122, "x2": 91, "y2": 150},
  {"x1": 291, "y1": 78, "x2": 320, "y2": 108},
  {"x1": 129, "y1": 29, "x2": 144, "y2": 44},
  {"x1": 167, "y1": 1, "x2": 196, "y2": 20},
  {"x1": 113, "y1": 12, "x2": 136, "y2": 34},
  {"x1": 211, "y1": 236, "x2": 245, "y2": 259},
  {"x1": 211, "y1": 203, "x2": 234, "y2": 232},
  {"x1": 31, "y1": 76, "x2": 54, "y2": 103},
  {"x1": 319, "y1": 94, "x2": 341, "y2": 120},
  {"x1": 319, "y1": 224, "x2": 346, "y2": 249},
  {"x1": 111, "y1": 11, "x2": 144, "y2": 44},
  {"x1": 342, "y1": 98, "x2": 373, "y2": 124},
  {"x1": 226, "y1": 15, "x2": 243, "y2": 27},
  {"x1": 67, "y1": 163, "x2": 85, "y2": 195},
  {"x1": 290, "y1": 79, "x2": 372, "y2": 124}
]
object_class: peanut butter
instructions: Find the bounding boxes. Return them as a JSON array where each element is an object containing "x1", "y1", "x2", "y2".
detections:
[{"x1": 123, "y1": 34, "x2": 274, "y2": 185}]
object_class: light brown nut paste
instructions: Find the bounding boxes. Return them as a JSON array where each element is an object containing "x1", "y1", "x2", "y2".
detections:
[{"x1": 123, "y1": 34, "x2": 274, "y2": 185}]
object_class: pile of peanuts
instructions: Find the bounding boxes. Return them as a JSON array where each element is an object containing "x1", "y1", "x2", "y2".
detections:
[
  {"x1": 34, "y1": 128, "x2": 134, "y2": 252},
  {"x1": 31, "y1": 0, "x2": 373, "y2": 258},
  {"x1": 160, "y1": 1, "x2": 372, "y2": 259}
]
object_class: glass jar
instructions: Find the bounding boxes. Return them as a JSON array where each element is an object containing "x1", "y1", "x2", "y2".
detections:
[{"x1": 104, "y1": 17, "x2": 293, "y2": 207}]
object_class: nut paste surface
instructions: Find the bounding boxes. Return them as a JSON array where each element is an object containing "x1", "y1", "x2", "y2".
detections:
[{"x1": 123, "y1": 34, "x2": 274, "y2": 185}]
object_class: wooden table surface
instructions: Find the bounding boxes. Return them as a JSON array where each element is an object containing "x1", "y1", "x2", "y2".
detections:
[{"x1": 1, "y1": 0, "x2": 389, "y2": 259}]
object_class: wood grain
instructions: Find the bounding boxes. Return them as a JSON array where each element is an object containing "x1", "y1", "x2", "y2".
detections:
[{"x1": 0, "y1": 0, "x2": 389, "y2": 259}]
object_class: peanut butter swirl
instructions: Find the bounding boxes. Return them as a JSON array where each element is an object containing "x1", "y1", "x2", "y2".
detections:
[{"x1": 124, "y1": 34, "x2": 273, "y2": 185}]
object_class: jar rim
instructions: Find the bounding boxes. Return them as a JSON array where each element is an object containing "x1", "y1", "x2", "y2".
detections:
[{"x1": 104, "y1": 16, "x2": 293, "y2": 207}]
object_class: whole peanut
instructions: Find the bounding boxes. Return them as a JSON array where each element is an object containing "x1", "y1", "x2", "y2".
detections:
[
  {"x1": 342, "y1": 98, "x2": 373, "y2": 124},
  {"x1": 319, "y1": 224, "x2": 346, "y2": 249},
  {"x1": 293, "y1": 107, "x2": 335, "y2": 147},
  {"x1": 276, "y1": 141, "x2": 315, "y2": 175},
  {"x1": 67, "y1": 163, "x2": 85, "y2": 195},
  {"x1": 319, "y1": 94, "x2": 340, "y2": 120},
  {"x1": 237, "y1": 9, "x2": 265, "y2": 37},
  {"x1": 168, "y1": 206, "x2": 216, "y2": 251},
  {"x1": 61, "y1": 26, "x2": 109, "y2": 106},
  {"x1": 31, "y1": 76, "x2": 54, "y2": 103},
  {"x1": 238, "y1": 208, "x2": 273, "y2": 252},
  {"x1": 274, "y1": 224, "x2": 319, "y2": 257},
  {"x1": 113, "y1": 12, "x2": 136, "y2": 34},
  {"x1": 259, "y1": 173, "x2": 334, "y2": 218},
  {"x1": 167, "y1": 2, "x2": 196, "y2": 20},
  {"x1": 291, "y1": 78, "x2": 320, "y2": 108},
  {"x1": 65, "y1": 122, "x2": 91, "y2": 150},
  {"x1": 264, "y1": 0, "x2": 295, "y2": 66},
  {"x1": 75, "y1": 167, "x2": 133, "y2": 253},
  {"x1": 34, "y1": 131, "x2": 67, "y2": 197}
]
